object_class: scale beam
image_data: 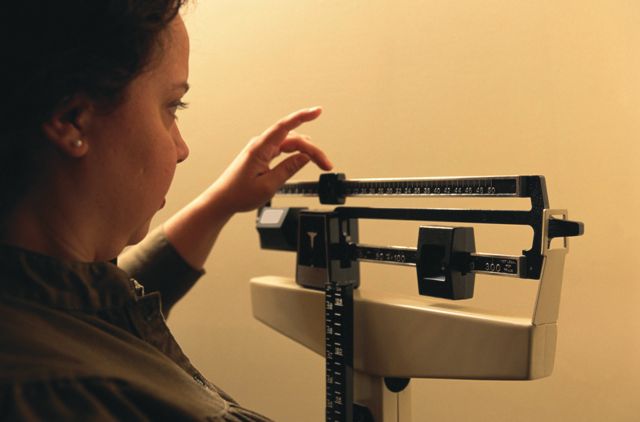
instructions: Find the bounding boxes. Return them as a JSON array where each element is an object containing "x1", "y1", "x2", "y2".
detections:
[{"x1": 278, "y1": 174, "x2": 547, "y2": 205}]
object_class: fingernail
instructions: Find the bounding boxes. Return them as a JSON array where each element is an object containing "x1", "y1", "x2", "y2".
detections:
[{"x1": 307, "y1": 106, "x2": 322, "y2": 113}]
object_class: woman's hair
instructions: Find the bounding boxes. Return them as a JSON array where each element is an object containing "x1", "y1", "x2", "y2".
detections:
[{"x1": 0, "y1": 0, "x2": 187, "y2": 226}]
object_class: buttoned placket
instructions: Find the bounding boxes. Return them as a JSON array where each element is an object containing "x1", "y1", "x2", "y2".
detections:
[{"x1": 126, "y1": 278, "x2": 223, "y2": 400}]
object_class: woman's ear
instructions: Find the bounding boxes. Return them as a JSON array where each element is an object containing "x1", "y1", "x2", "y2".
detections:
[{"x1": 41, "y1": 96, "x2": 93, "y2": 158}]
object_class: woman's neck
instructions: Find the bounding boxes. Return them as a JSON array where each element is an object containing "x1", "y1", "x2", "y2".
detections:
[{"x1": 1, "y1": 193, "x2": 124, "y2": 262}]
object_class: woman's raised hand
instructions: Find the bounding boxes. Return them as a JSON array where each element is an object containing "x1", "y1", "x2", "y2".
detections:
[{"x1": 211, "y1": 107, "x2": 333, "y2": 215}]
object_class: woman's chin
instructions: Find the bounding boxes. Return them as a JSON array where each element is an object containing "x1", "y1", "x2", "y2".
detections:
[{"x1": 127, "y1": 220, "x2": 153, "y2": 246}]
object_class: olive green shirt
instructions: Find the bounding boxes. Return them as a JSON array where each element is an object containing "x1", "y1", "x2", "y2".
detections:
[{"x1": 0, "y1": 227, "x2": 272, "y2": 421}]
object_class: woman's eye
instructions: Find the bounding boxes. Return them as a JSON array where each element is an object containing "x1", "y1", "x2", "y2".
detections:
[{"x1": 169, "y1": 100, "x2": 189, "y2": 119}]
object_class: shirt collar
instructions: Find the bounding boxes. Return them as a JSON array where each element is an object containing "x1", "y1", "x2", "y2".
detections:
[{"x1": 0, "y1": 242, "x2": 137, "y2": 311}]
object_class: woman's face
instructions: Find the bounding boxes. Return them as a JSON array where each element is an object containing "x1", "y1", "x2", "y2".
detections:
[{"x1": 81, "y1": 16, "x2": 190, "y2": 246}]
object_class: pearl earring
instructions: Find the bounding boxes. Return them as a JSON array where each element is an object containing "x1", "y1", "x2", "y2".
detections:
[{"x1": 72, "y1": 140, "x2": 83, "y2": 148}]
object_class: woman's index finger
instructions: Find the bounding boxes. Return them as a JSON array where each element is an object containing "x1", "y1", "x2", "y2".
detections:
[{"x1": 261, "y1": 107, "x2": 323, "y2": 145}]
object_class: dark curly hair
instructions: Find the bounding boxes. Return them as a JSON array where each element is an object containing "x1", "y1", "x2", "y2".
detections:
[{"x1": 0, "y1": 0, "x2": 187, "y2": 226}]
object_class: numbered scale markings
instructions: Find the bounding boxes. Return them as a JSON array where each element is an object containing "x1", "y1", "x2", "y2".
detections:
[
  {"x1": 355, "y1": 245, "x2": 521, "y2": 277},
  {"x1": 279, "y1": 175, "x2": 523, "y2": 199},
  {"x1": 325, "y1": 283, "x2": 354, "y2": 422}
]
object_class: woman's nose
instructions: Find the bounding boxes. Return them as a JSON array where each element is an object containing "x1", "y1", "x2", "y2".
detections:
[{"x1": 174, "y1": 127, "x2": 189, "y2": 163}]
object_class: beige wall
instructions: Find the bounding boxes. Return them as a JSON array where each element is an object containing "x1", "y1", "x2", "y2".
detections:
[{"x1": 152, "y1": 1, "x2": 639, "y2": 420}]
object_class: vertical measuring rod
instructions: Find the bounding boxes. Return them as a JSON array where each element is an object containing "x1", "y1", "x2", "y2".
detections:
[{"x1": 326, "y1": 283, "x2": 354, "y2": 421}]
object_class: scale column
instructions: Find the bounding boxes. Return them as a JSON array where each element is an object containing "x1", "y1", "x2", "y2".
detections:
[{"x1": 326, "y1": 282, "x2": 354, "y2": 422}]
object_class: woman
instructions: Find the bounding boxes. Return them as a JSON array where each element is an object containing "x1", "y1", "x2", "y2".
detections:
[{"x1": 0, "y1": 1, "x2": 331, "y2": 420}]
